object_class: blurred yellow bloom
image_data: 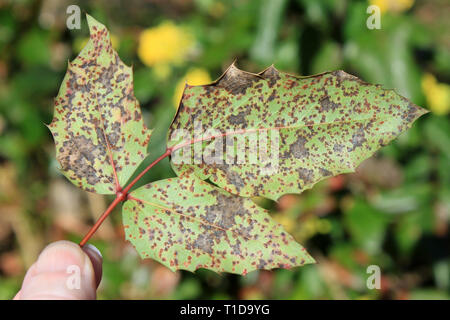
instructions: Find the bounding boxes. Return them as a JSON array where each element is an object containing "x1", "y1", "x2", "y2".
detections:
[
  {"x1": 422, "y1": 73, "x2": 450, "y2": 116},
  {"x1": 296, "y1": 217, "x2": 332, "y2": 241},
  {"x1": 173, "y1": 68, "x2": 211, "y2": 107},
  {"x1": 316, "y1": 219, "x2": 332, "y2": 234},
  {"x1": 369, "y1": 0, "x2": 414, "y2": 13},
  {"x1": 138, "y1": 21, "x2": 193, "y2": 67},
  {"x1": 153, "y1": 64, "x2": 172, "y2": 81},
  {"x1": 110, "y1": 35, "x2": 120, "y2": 51},
  {"x1": 273, "y1": 214, "x2": 295, "y2": 234}
]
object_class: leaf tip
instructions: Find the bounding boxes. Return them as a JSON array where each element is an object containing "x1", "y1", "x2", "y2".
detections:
[
  {"x1": 330, "y1": 69, "x2": 357, "y2": 80},
  {"x1": 259, "y1": 64, "x2": 280, "y2": 78},
  {"x1": 214, "y1": 61, "x2": 262, "y2": 95}
]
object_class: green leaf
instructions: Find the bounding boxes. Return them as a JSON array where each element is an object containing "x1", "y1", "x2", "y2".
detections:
[
  {"x1": 168, "y1": 63, "x2": 428, "y2": 200},
  {"x1": 17, "y1": 28, "x2": 51, "y2": 67},
  {"x1": 344, "y1": 4, "x2": 425, "y2": 105},
  {"x1": 122, "y1": 172, "x2": 314, "y2": 273},
  {"x1": 48, "y1": 15, "x2": 152, "y2": 194},
  {"x1": 250, "y1": 0, "x2": 288, "y2": 64}
]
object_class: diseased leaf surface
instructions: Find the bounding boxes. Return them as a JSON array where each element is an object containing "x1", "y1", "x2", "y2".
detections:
[
  {"x1": 52, "y1": 16, "x2": 428, "y2": 275},
  {"x1": 122, "y1": 172, "x2": 314, "y2": 273},
  {"x1": 168, "y1": 64, "x2": 428, "y2": 200},
  {"x1": 48, "y1": 15, "x2": 151, "y2": 194}
]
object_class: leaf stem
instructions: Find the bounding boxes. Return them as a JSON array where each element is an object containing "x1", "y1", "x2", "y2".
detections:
[
  {"x1": 79, "y1": 193, "x2": 125, "y2": 247},
  {"x1": 79, "y1": 148, "x2": 172, "y2": 247},
  {"x1": 122, "y1": 149, "x2": 172, "y2": 195}
]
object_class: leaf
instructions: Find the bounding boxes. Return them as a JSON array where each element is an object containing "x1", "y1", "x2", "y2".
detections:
[
  {"x1": 122, "y1": 172, "x2": 314, "y2": 273},
  {"x1": 48, "y1": 15, "x2": 151, "y2": 194},
  {"x1": 168, "y1": 63, "x2": 428, "y2": 200}
]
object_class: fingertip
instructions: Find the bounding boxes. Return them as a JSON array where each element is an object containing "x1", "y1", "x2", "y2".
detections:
[
  {"x1": 13, "y1": 290, "x2": 21, "y2": 300},
  {"x1": 35, "y1": 241, "x2": 86, "y2": 274},
  {"x1": 18, "y1": 241, "x2": 98, "y2": 300}
]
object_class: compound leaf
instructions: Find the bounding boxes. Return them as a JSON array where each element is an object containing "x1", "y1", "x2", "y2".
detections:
[
  {"x1": 51, "y1": 16, "x2": 428, "y2": 275},
  {"x1": 168, "y1": 63, "x2": 428, "y2": 200},
  {"x1": 48, "y1": 15, "x2": 151, "y2": 194},
  {"x1": 122, "y1": 172, "x2": 314, "y2": 273}
]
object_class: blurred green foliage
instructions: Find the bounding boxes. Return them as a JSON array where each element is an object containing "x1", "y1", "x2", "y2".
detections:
[{"x1": 0, "y1": 0, "x2": 448, "y2": 300}]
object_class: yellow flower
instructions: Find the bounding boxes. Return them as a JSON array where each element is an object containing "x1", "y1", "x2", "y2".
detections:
[
  {"x1": 110, "y1": 35, "x2": 120, "y2": 51},
  {"x1": 273, "y1": 214, "x2": 295, "y2": 234},
  {"x1": 173, "y1": 68, "x2": 212, "y2": 107},
  {"x1": 153, "y1": 64, "x2": 172, "y2": 81},
  {"x1": 369, "y1": 0, "x2": 414, "y2": 13},
  {"x1": 295, "y1": 217, "x2": 332, "y2": 241},
  {"x1": 138, "y1": 21, "x2": 193, "y2": 67},
  {"x1": 296, "y1": 218, "x2": 317, "y2": 241},
  {"x1": 422, "y1": 73, "x2": 450, "y2": 116}
]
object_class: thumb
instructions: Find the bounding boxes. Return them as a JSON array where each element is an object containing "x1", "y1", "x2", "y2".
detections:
[{"x1": 15, "y1": 240, "x2": 102, "y2": 300}]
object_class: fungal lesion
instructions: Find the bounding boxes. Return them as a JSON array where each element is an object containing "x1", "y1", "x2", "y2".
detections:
[
  {"x1": 284, "y1": 135, "x2": 310, "y2": 159},
  {"x1": 259, "y1": 65, "x2": 280, "y2": 86},
  {"x1": 319, "y1": 95, "x2": 340, "y2": 111},
  {"x1": 227, "y1": 109, "x2": 250, "y2": 127},
  {"x1": 349, "y1": 126, "x2": 367, "y2": 151},
  {"x1": 189, "y1": 190, "x2": 253, "y2": 254},
  {"x1": 215, "y1": 63, "x2": 262, "y2": 95},
  {"x1": 298, "y1": 167, "x2": 314, "y2": 184},
  {"x1": 192, "y1": 234, "x2": 215, "y2": 254},
  {"x1": 213, "y1": 164, "x2": 245, "y2": 193}
]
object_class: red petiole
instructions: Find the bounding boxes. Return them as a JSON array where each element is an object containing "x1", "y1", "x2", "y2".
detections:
[{"x1": 79, "y1": 148, "x2": 172, "y2": 247}]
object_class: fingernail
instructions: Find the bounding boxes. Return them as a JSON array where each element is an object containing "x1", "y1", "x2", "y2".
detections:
[
  {"x1": 84, "y1": 244, "x2": 102, "y2": 259},
  {"x1": 82, "y1": 243, "x2": 103, "y2": 288}
]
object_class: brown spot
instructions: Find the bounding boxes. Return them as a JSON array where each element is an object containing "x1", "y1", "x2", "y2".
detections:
[
  {"x1": 259, "y1": 65, "x2": 280, "y2": 87},
  {"x1": 298, "y1": 168, "x2": 314, "y2": 184},
  {"x1": 285, "y1": 136, "x2": 309, "y2": 159},
  {"x1": 350, "y1": 127, "x2": 366, "y2": 150},
  {"x1": 319, "y1": 96, "x2": 339, "y2": 111},
  {"x1": 215, "y1": 164, "x2": 245, "y2": 192},
  {"x1": 193, "y1": 234, "x2": 214, "y2": 254},
  {"x1": 333, "y1": 143, "x2": 343, "y2": 152},
  {"x1": 215, "y1": 64, "x2": 261, "y2": 95},
  {"x1": 204, "y1": 192, "x2": 248, "y2": 232},
  {"x1": 228, "y1": 110, "x2": 249, "y2": 126},
  {"x1": 319, "y1": 167, "x2": 332, "y2": 177},
  {"x1": 57, "y1": 135, "x2": 106, "y2": 185}
]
